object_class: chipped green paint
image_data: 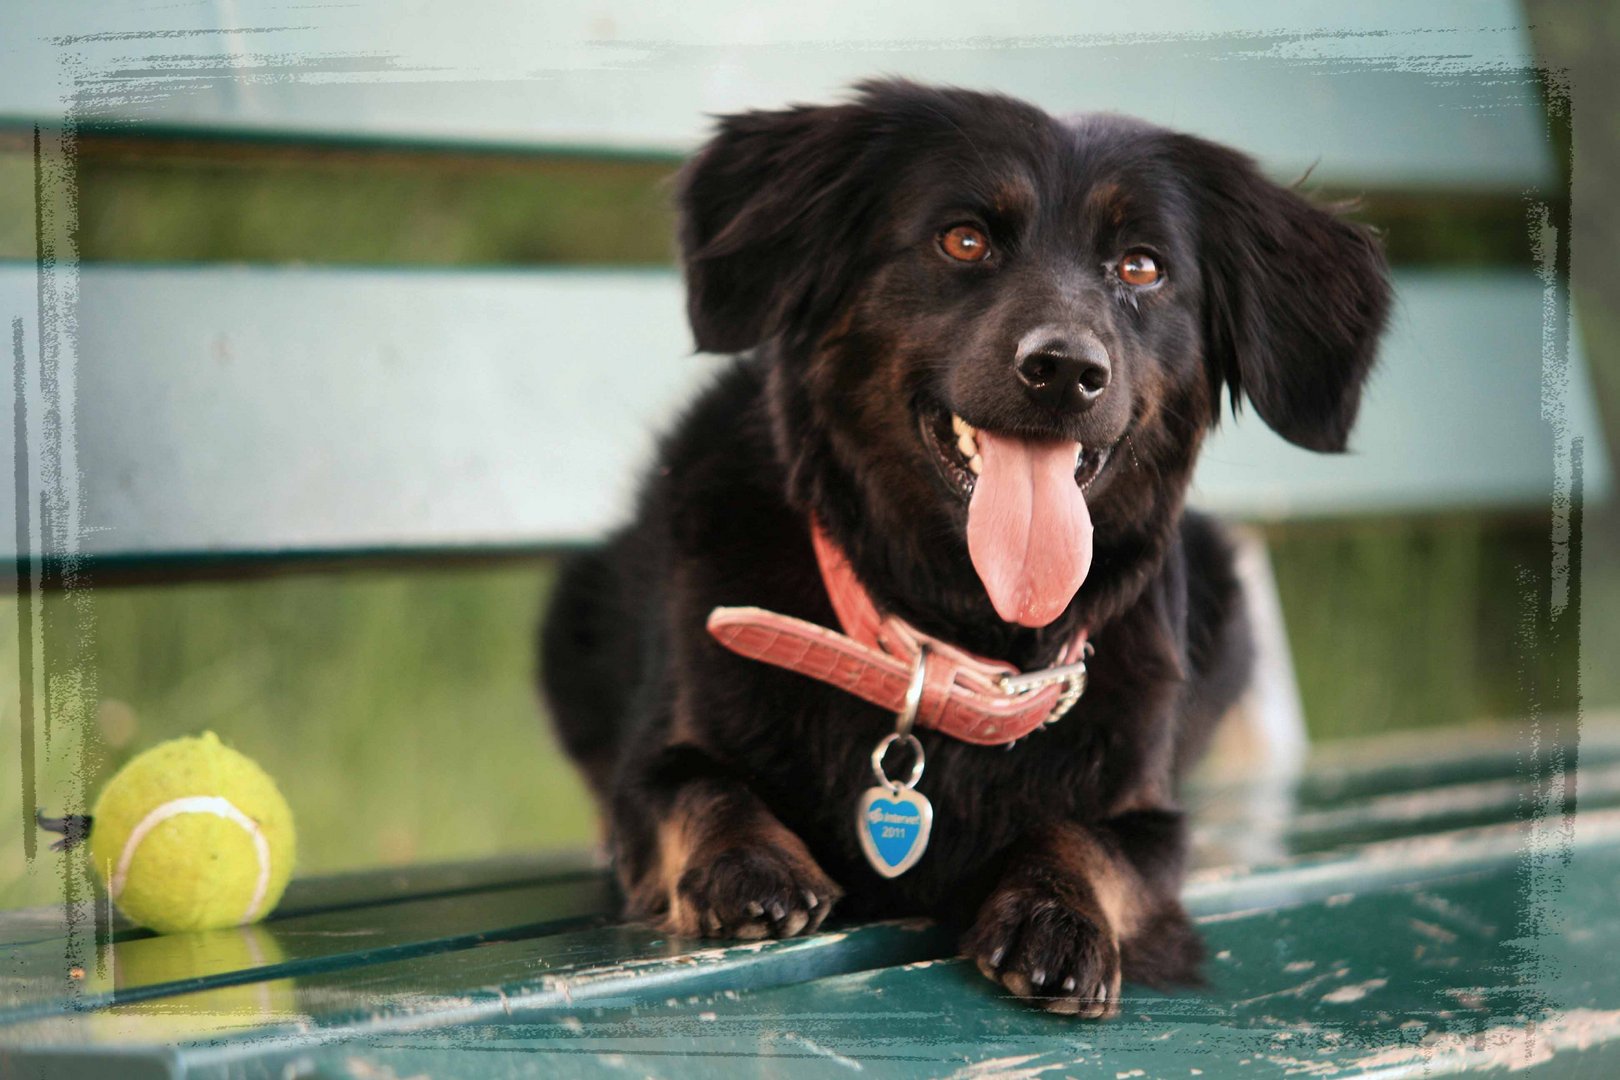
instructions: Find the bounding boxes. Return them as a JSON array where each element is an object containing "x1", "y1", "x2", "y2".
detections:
[
  {"x1": 2, "y1": 921, "x2": 956, "y2": 1078},
  {"x1": 5, "y1": 734, "x2": 1619, "y2": 1078},
  {"x1": 267, "y1": 840, "x2": 1620, "y2": 1078},
  {"x1": 0, "y1": 872, "x2": 618, "y2": 1022}
]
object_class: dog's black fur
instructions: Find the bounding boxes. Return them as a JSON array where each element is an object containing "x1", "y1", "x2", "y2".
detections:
[{"x1": 541, "y1": 80, "x2": 1389, "y2": 1015}]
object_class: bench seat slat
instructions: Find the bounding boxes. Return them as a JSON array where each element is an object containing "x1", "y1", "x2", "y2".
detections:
[
  {"x1": 4, "y1": 266, "x2": 1609, "y2": 565},
  {"x1": 2, "y1": 2, "x2": 1553, "y2": 191},
  {"x1": 9, "y1": 819, "x2": 1616, "y2": 1078},
  {"x1": 345, "y1": 843, "x2": 1614, "y2": 1079},
  {"x1": 7, "y1": 803, "x2": 1615, "y2": 1073},
  {"x1": 0, "y1": 873, "x2": 616, "y2": 1024},
  {"x1": 0, "y1": 851, "x2": 604, "y2": 952},
  {"x1": 1, "y1": 921, "x2": 958, "y2": 1078},
  {"x1": 1195, "y1": 761, "x2": 1620, "y2": 866}
]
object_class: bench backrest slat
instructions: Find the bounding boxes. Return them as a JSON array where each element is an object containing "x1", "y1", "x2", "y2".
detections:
[
  {"x1": 2, "y1": 264, "x2": 1606, "y2": 563},
  {"x1": 2, "y1": 3, "x2": 1552, "y2": 191}
]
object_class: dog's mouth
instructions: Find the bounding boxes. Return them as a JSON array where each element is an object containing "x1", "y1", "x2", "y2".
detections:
[
  {"x1": 918, "y1": 407, "x2": 1114, "y2": 501},
  {"x1": 918, "y1": 405, "x2": 1113, "y2": 629}
]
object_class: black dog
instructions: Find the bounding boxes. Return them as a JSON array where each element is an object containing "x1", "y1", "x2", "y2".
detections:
[{"x1": 541, "y1": 80, "x2": 1389, "y2": 1016}]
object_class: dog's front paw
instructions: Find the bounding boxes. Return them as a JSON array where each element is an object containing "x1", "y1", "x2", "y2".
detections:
[
  {"x1": 669, "y1": 841, "x2": 842, "y2": 941},
  {"x1": 965, "y1": 886, "x2": 1121, "y2": 1017}
]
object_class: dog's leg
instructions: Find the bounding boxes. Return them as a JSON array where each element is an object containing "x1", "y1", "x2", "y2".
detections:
[
  {"x1": 963, "y1": 810, "x2": 1199, "y2": 1017},
  {"x1": 615, "y1": 745, "x2": 843, "y2": 940}
]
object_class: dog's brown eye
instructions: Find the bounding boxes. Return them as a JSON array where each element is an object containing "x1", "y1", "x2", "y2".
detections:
[
  {"x1": 940, "y1": 225, "x2": 991, "y2": 262},
  {"x1": 1118, "y1": 252, "x2": 1161, "y2": 286}
]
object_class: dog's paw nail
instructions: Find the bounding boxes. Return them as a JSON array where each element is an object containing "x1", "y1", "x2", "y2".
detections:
[
  {"x1": 1061, "y1": 976, "x2": 1076, "y2": 993},
  {"x1": 746, "y1": 900, "x2": 765, "y2": 917},
  {"x1": 803, "y1": 890, "x2": 820, "y2": 909},
  {"x1": 988, "y1": 946, "x2": 1005, "y2": 968},
  {"x1": 780, "y1": 909, "x2": 809, "y2": 937},
  {"x1": 1031, "y1": 967, "x2": 1047, "y2": 988},
  {"x1": 768, "y1": 900, "x2": 787, "y2": 922}
]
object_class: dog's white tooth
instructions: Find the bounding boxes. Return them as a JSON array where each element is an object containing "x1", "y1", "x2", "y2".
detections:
[
  {"x1": 968, "y1": 453, "x2": 983, "y2": 475},
  {"x1": 957, "y1": 433, "x2": 979, "y2": 460}
]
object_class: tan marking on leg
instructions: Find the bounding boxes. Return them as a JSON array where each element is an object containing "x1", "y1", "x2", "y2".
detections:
[
  {"x1": 639, "y1": 782, "x2": 842, "y2": 939},
  {"x1": 651, "y1": 785, "x2": 723, "y2": 936},
  {"x1": 1047, "y1": 824, "x2": 1145, "y2": 941}
]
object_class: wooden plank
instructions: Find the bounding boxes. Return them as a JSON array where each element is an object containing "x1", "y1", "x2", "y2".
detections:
[
  {"x1": 1195, "y1": 758, "x2": 1620, "y2": 866},
  {"x1": 2, "y1": 265, "x2": 1609, "y2": 564},
  {"x1": 249, "y1": 838, "x2": 1620, "y2": 1079},
  {"x1": 1291, "y1": 719, "x2": 1620, "y2": 800},
  {"x1": 8, "y1": 811, "x2": 1616, "y2": 1078},
  {"x1": 4, "y1": 809, "x2": 1543, "y2": 1051},
  {"x1": 1187, "y1": 807, "x2": 1620, "y2": 916},
  {"x1": 0, "y1": 872, "x2": 617, "y2": 1024},
  {"x1": 0, "y1": 921, "x2": 957, "y2": 1080},
  {"x1": 1191, "y1": 717, "x2": 1620, "y2": 864},
  {"x1": 0, "y1": 2, "x2": 1553, "y2": 191},
  {"x1": 2, "y1": 264, "x2": 700, "y2": 561},
  {"x1": 0, "y1": 850, "x2": 604, "y2": 949},
  {"x1": 5, "y1": 745, "x2": 1616, "y2": 1073}
]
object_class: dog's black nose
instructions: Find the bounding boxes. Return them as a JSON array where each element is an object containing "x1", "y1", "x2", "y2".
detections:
[{"x1": 1015, "y1": 332, "x2": 1111, "y2": 413}]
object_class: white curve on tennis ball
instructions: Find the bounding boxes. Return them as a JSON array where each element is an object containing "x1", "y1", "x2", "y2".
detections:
[{"x1": 108, "y1": 795, "x2": 273, "y2": 923}]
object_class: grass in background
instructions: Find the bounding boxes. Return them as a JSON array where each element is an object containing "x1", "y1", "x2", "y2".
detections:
[
  {"x1": 0, "y1": 143, "x2": 29, "y2": 257},
  {"x1": 0, "y1": 131, "x2": 1543, "y2": 268},
  {"x1": 0, "y1": 133, "x2": 679, "y2": 266},
  {"x1": 1268, "y1": 515, "x2": 1589, "y2": 738},
  {"x1": 1270, "y1": 519, "x2": 1482, "y2": 738},
  {"x1": 1, "y1": 562, "x2": 597, "y2": 910}
]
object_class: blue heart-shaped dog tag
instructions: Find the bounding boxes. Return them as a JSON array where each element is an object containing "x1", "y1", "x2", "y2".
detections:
[{"x1": 856, "y1": 785, "x2": 933, "y2": 878}]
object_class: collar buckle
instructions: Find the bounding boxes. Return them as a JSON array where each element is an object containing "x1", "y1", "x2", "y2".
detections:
[{"x1": 997, "y1": 649, "x2": 1091, "y2": 728}]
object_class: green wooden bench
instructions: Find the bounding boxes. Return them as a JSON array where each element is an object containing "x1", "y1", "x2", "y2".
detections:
[
  {"x1": 3, "y1": 2, "x2": 1616, "y2": 1077},
  {"x1": 6, "y1": 726, "x2": 1620, "y2": 1077}
]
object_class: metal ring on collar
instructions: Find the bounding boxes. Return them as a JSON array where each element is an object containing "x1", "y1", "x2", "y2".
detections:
[
  {"x1": 895, "y1": 643, "x2": 929, "y2": 739},
  {"x1": 871, "y1": 731, "x2": 926, "y2": 791}
]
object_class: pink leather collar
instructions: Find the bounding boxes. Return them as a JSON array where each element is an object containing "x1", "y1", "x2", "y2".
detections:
[{"x1": 706, "y1": 523, "x2": 1090, "y2": 747}]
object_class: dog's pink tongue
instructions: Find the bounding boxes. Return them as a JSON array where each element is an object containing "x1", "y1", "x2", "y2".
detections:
[{"x1": 967, "y1": 431, "x2": 1093, "y2": 627}]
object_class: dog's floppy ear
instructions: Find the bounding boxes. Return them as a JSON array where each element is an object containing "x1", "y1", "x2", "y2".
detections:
[
  {"x1": 1174, "y1": 136, "x2": 1391, "y2": 453},
  {"x1": 677, "y1": 101, "x2": 881, "y2": 353}
]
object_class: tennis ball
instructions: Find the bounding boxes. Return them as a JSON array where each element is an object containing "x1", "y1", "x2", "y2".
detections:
[{"x1": 87, "y1": 732, "x2": 296, "y2": 934}]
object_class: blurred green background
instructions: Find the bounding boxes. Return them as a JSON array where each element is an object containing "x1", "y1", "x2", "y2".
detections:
[{"x1": 3, "y1": 11, "x2": 1617, "y2": 912}]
